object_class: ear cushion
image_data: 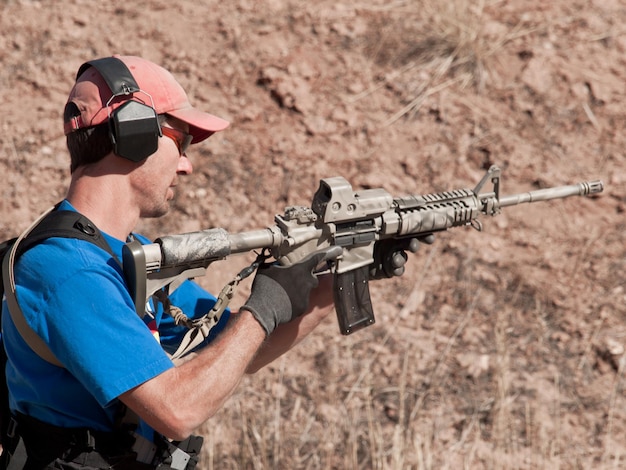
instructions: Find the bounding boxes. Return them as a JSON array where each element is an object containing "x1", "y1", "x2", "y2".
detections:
[{"x1": 109, "y1": 100, "x2": 161, "y2": 162}]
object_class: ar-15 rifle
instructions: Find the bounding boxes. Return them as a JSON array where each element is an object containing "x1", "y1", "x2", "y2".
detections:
[{"x1": 122, "y1": 165, "x2": 603, "y2": 336}]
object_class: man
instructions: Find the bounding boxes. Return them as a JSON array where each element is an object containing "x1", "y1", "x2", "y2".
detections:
[{"x1": 0, "y1": 55, "x2": 341, "y2": 468}]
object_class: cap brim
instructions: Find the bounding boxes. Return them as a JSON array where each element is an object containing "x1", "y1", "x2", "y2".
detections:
[{"x1": 167, "y1": 107, "x2": 230, "y2": 144}]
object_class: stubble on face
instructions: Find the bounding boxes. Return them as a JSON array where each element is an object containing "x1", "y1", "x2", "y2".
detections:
[
  {"x1": 134, "y1": 117, "x2": 191, "y2": 219},
  {"x1": 132, "y1": 155, "x2": 180, "y2": 219}
]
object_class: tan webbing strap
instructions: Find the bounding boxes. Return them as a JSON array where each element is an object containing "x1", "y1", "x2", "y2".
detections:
[
  {"x1": 158, "y1": 253, "x2": 268, "y2": 361},
  {"x1": 2, "y1": 206, "x2": 63, "y2": 367},
  {"x1": 157, "y1": 278, "x2": 236, "y2": 360},
  {"x1": 162, "y1": 253, "x2": 265, "y2": 360}
]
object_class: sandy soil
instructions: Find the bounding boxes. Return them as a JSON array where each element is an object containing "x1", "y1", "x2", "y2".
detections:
[{"x1": 1, "y1": 1, "x2": 624, "y2": 468}]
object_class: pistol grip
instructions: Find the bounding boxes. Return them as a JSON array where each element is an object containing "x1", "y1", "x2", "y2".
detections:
[{"x1": 333, "y1": 266, "x2": 375, "y2": 335}]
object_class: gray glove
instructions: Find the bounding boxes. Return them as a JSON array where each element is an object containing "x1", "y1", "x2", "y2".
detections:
[
  {"x1": 241, "y1": 246, "x2": 342, "y2": 335},
  {"x1": 369, "y1": 234, "x2": 435, "y2": 279}
]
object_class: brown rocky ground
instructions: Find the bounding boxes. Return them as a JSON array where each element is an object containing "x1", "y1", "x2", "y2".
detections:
[{"x1": 1, "y1": 0, "x2": 625, "y2": 468}]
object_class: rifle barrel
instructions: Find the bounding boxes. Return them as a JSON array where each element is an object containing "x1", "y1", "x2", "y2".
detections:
[{"x1": 498, "y1": 180, "x2": 603, "y2": 207}]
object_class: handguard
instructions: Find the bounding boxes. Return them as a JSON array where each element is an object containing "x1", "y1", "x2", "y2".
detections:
[{"x1": 333, "y1": 265, "x2": 375, "y2": 334}]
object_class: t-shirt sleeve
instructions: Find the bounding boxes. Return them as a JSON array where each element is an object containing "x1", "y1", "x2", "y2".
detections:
[{"x1": 15, "y1": 239, "x2": 174, "y2": 407}]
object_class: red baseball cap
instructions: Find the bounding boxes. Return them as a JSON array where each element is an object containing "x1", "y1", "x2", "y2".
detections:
[{"x1": 64, "y1": 55, "x2": 229, "y2": 143}]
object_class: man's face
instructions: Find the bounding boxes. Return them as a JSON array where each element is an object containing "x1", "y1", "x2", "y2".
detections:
[{"x1": 130, "y1": 117, "x2": 193, "y2": 219}]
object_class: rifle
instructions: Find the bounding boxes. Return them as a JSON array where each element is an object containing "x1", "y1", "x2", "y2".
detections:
[{"x1": 122, "y1": 165, "x2": 603, "y2": 336}]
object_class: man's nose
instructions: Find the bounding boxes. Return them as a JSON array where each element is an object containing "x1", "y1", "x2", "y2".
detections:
[{"x1": 177, "y1": 155, "x2": 193, "y2": 175}]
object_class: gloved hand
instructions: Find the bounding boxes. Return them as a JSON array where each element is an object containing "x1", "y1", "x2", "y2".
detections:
[
  {"x1": 369, "y1": 234, "x2": 435, "y2": 279},
  {"x1": 241, "y1": 246, "x2": 342, "y2": 335}
]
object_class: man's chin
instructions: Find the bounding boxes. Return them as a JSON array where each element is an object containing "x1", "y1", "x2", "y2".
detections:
[{"x1": 141, "y1": 203, "x2": 171, "y2": 219}]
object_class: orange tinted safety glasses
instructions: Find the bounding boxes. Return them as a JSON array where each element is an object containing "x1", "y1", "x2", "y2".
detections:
[{"x1": 161, "y1": 126, "x2": 193, "y2": 156}]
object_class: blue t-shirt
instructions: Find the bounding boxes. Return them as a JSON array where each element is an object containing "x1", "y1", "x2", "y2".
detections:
[{"x1": 1, "y1": 200, "x2": 230, "y2": 439}]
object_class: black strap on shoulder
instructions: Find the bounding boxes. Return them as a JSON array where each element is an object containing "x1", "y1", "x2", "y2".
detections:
[
  {"x1": 1, "y1": 206, "x2": 118, "y2": 308},
  {"x1": 16, "y1": 209, "x2": 117, "y2": 261},
  {"x1": 1, "y1": 205, "x2": 120, "y2": 368}
]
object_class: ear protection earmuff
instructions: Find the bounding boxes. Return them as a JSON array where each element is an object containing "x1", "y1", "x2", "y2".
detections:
[{"x1": 75, "y1": 57, "x2": 162, "y2": 162}]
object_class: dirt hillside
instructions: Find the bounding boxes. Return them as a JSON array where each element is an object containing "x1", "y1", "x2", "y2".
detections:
[{"x1": 1, "y1": 1, "x2": 624, "y2": 468}]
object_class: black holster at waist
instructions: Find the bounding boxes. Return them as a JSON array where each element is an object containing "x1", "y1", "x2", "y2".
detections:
[
  {"x1": 13, "y1": 412, "x2": 143, "y2": 469},
  {"x1": 8, "y1": 413, "x2": 203, "y2": 470}
]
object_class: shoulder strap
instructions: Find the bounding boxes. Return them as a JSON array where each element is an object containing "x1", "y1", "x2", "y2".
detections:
[
  {"x1": 2, "y1": 206, "x2": 118, "y2": 367},
  {"x1": 18, "y1": 209, "x2": 117, "y2": 260}
]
